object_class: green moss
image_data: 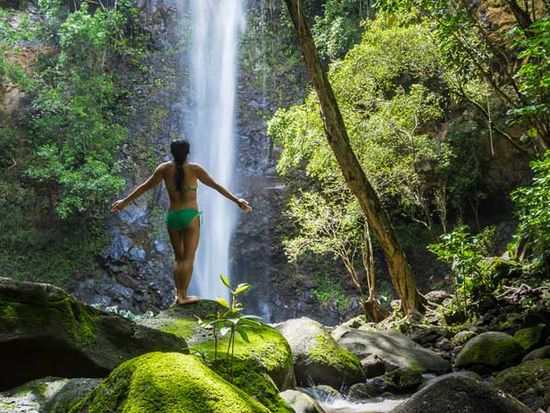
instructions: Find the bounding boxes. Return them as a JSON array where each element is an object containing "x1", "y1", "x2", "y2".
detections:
[
  {"x1": 160, "y1": 318, "x2": 199, "y2": 341},
  {"x1": 0, "y1": 294, "x2": 97, "y2": 348},
  {"x1": 309, "y1": 333, "x2": 365, "y2": 376},
  {"x1": 147, "y1": 305, "x2": 294, "y2": 413},
  {"x1": 71, "y1": 352, "x2": 270, "y2": 413},
  {"x1": 455, "y1": 332, "x2": 524, "y2": 369},
  {"x1": 514, "y1": 324, "x2": 546, "y2": 351},
  {"x1": 494, "y1": 359, "x2": 550, "y2": 410},
  {"x1": 189, "y1": 325, "x2": 294, "y2": 413}
]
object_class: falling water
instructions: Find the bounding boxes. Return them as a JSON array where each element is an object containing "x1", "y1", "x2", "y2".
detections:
[{"x1": 181, "y1": 0, "x2": 246, "y2": 300}]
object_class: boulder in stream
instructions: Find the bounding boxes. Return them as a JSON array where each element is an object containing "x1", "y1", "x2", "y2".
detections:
[
  {"x1": 70, "y1": 352, "x2": 271, "y2": 413},
  {"x1": 275, "y1": 317, "x2": 366, "y2": 389},
  {"x1": 140, "y1": 300, "x2": 294, "y2": 413},
  {"x1": 280, "y1": 389, "x2": 326, "y2": 413},
  {"x1": 494, "y1": 359, "x2": 550, "y2": 411},
  {"x1": 455, "y1": 331, "x2": 524, "y2": 371},
  {"x1": 0, "y1": 278, "x2": 188, "y2": 391},
  {"x1": 392, "y1": 374, "x2": 534, "y2": 413},
  {"x1": 331, "y1": 326, "x2": 450, "y2": 374},
  {"x1": 0, "y1": 377, "x2": 100, "y2": 413}
]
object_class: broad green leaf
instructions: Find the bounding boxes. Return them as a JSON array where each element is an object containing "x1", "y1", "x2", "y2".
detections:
[
  {"x1": 235, "y1": 283, "x2": 251, "y2": 294},
  {"x1": 220, "y1": 274, "x2": 231, "y2": 288},
  {"x1": 215, "y1": 297, "x2": 230, "y2": 309}
]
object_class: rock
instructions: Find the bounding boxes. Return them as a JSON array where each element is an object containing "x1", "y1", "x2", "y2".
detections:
[
  {"x1": 0, "y1": 377, "x2": 100, "y2": 413},
  {"x1": 523, "y1": 345, "x2": 550, "y2": 362},
  {"x1": 141, "y1": 300, "x2": 294, "y2": 413},
  {"x1": 392, "y1": 374, "x2": 534, "y2": 413},
  {"x1": 361, "y1": 354, "x2": 386, "y2": 378},
  {"x1": 70, "y1": 352, "x2": 271, "y2": 413},
  {"x1": 424, "y1": 290, "x2": 452, "y2": 304},
  {"x1": 382, "y1": 367, "x2": 423, "y2": 392},
  {"x1": 275, "y1": 317, "x2": 366, "y2": 388},
  {"x1": 299, "y1": 385, "x2": 342, "y2": 403},
  {"x1": 409, "y1": 326, "x2": 449, "y2": 346},
  {"x1": 418, "y1": 370, "x2": 482, "y2": 390},
  {"x1": 494, "y1": 359, "x2": 550, "y2": 412},
  {"x1": 331, "y1": 326, "x2": 450, "y2": 374},
  {"x1": 280, "y1": 390, "x2": 326, "y2": 413},
  {"x1": 455, "y1": 331, "x2": 524, "y2": 371},
  {"x1": 0, "y1": 278, "x2": 188, "y2": 391},
  {"x1": 347, "y1": 382, "x2": 381, "y2": 401},
  {"x1": 514, "y1": 324, "x2": 547, "y2": 351},
  {"x1": 452, "y1": 330, "x2": 477, "y2": 346}
]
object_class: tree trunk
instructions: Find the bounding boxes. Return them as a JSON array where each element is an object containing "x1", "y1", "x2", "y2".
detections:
[{"x1": 283, "y1": 0, "x2": 425, "y2": 314}]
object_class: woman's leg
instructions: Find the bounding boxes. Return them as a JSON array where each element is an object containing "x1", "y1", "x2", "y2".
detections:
[
  {"x1": 168, "y1": 229, "x2": 186, "y2": 302},
  {"x1": 181, "y1": 215, "x2": 200, "y2": 299}
]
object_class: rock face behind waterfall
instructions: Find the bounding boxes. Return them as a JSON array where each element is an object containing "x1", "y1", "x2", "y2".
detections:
[
  {"x1": 0, "y1": 278, "x2": 188, "y2": 391},
  {"x1": 331, "y1": 326, "x2": 451, "y2": 374},
  {"x1": 140, "y1": 300, "x2": 295, "y2": 413},
  {"x1": 392, "y1": 374, "x2": 534, "y2": 413},
  {"x1": 275, "y1": 317, "x2": 366, "y2": 388}
]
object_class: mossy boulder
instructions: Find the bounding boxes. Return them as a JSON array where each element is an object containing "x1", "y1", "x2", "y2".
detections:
[
  {"x1": 514, "y1": 324, "x2": 547, "y2": 351},
  {"x1": 70, "y1": 352, "x2": 271, "y2": 413},
  {"x1": 392, "y1": 374, "x2": 533, "y2": 413},
  {"x1": 376, "y1": 367, "x2": 423, "y2": 394},
  {"x1": 140, "y1": 300, "x2": 294, "y2": 413},
  {"x1": 0, "y1": 278, "x2": 188, "y2": 391},
  {"x1": 494, "y1": 359, "x2": 550, "y2": 411},
  {"x1": 275, "y1": 317, "x2": 366, "y2": 388},
  {"x1": 331, "y1": 326, "x2": 450, "y2": 374},
  {"x1": 455, "y1": 331, "x2": 524, "y2": 371},
  {"x1": 0, "y1": 377, "x2": 100, "y2": 413},
  {"x1": 523, "y1": 345, "x2": 550, "y2": 362}
]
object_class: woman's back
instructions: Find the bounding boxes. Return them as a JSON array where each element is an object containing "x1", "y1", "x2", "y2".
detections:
[{"x1": 163, "y1": 162, "x2": 199, "y2": 210}]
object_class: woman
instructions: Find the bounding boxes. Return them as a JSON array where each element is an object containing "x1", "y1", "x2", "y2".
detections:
[{"x1": 111, "y1": 139, "x2": 252, "y2": 305}]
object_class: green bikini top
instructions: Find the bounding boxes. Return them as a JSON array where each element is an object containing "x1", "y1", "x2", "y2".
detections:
[{"x1": 183, "y1": 185, "x2": 198, "y2": 192}]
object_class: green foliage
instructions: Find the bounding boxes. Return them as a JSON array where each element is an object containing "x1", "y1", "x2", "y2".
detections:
[
  {"x1": 509, "y1": 17, "x2": 550, "y2": 129},
  {"x1": 512, "y1": 151, "x2": 550, "y2": 265},
  {"x1": 312, "y1": 0, "x2": 366, "y2": 60},
  {"x1": 428, "y1": 225, "x2": 497, "y2": 316},
  {"x1": 269, "y1": 14, "x2": 464, "y2": 233}
]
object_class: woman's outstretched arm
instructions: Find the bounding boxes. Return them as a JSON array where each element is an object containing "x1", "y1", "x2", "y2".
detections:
[
  {"x1": 194, "y1": 164, "x2": 252, "y2": 212},
  {"x1": 111, "y1": 164, "x2": 165, "y2": 212}
]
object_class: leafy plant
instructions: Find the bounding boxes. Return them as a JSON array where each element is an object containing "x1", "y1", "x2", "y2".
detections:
[
  {"x1": 428, "y1": 225, "x2": 497, "y2": 317},
  {"x1": 197, "y1": 275, "x2": 261, "y2": 382},
  {"x1": 511, "y1": 151, "x2": 550, "y2": 267}
]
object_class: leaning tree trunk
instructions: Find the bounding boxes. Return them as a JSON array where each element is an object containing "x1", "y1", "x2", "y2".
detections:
[{"x1": 283, "y1": 0, "x2": 425, "y2": 314}]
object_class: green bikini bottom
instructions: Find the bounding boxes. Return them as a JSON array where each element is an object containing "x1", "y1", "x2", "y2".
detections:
[{"x1": 165, "y1": 208, "x2": 201, "y2": 231}]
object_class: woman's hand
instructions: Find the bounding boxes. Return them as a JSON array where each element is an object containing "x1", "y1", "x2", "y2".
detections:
[
  {"x1": 237, "y1": 198, "x2": 252, "y2": 212},
  {"x1": 110, "y1": 199, "x2": 128, "y2": 213}
]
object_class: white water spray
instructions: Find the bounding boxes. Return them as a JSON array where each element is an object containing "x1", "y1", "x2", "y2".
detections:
[{"x1": 182, "y1": 0, "x2": 245, "y2": 300}]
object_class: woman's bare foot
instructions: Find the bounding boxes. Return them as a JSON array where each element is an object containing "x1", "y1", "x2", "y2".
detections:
[{"x1": 176, "y1": 295, "x2": 200, "y2": 305}]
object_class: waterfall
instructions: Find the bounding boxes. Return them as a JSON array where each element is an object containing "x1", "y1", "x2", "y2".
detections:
[{"x1": 180, "y1": 0, "x2": 245, "y2": 300}]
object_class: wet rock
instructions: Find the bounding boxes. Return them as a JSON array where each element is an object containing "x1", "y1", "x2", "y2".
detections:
[
  {"x1": 523, "y1": 345, "x2": 550, "y2": 362},
  {"x1": 347, "y1": 382, "x2": 382, "y2": 401},
  {"x1": 494, "y1": 359, "x2": 550, "y2": 412},
  {"x1": 409, "y1": 326, "x2": 449, "y2": 346},
  {"x1": 299, "y1": 385, "x2": 342, "y2": 403},
  {"x1": 392, "y1": 374, "x2": 534, "y2": 413},
  {"x1": 275, "y1": 318, "x2": 366, "y2": 388},
  {"x1": 369, "y1": 368, "x2": 423, "y2": 395},
  {"x1": 0, "y1": 278, "x2": 187, "y2": 391},
  {"x1": 0, "y1": 377, "x2": 100, "y2": 413},
  {"x1": 280, "y1": 390, "x2": 326, "y2": 413},
  {"x1": 455, "y1": 331, "x2": 524, "y2": 371},
  {"x1": 361, "y1": 354, "x2": 386, "y2": 378},
  {"x1": 332, "y1": 326, "x2": 451, "y2": 374}
]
